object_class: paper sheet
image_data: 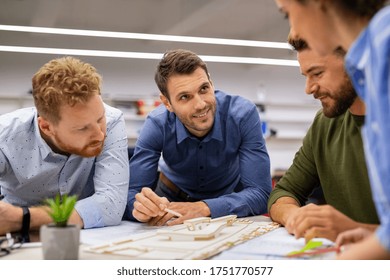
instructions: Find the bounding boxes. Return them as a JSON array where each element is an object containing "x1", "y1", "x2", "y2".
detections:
[
  {"x1": 80, "y1": 220, "x2": 161, "y2": 246},
  {"x1": 83, "y1": 217, "x2": 280, "y2": 260},
  {"x1": 213, "y1": 228, "x2": 335, "y2": 259}
]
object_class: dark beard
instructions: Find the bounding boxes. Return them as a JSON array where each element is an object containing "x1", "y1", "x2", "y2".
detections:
[{"x1": 321, "y1": 79, "x2": 357, "y2": 118}]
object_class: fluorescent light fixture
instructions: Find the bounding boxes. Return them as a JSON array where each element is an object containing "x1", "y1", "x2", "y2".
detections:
[
  {"x1": 0, "y1": 45, "x2": 299, "y2": 67},
  {"x1": 0, "y1": 24, "x2": 298, "y2": 66},
  {"x1": 0, "y1": 24, "x2": 292, "y2": 50}
]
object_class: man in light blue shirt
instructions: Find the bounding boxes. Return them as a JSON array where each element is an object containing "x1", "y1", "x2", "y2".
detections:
[
  {"x1": 124, "y1": 49, "x2": 271, "y2": 226},
  {"x1": 274, "y1": 0, "x2": 390, "y2": 259},
  {"x1": 0, "y1": 57, "x2": 129, "y2": 236},
  {"x1": 341, "y1": 4, "x2": 390, "y2": 259}
]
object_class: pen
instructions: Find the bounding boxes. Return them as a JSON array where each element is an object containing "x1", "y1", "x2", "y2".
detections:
[
  {"x1": 164, "y1": 207, "x2": 183, "y2": 218},
  {"x1": 0, "y1": 194, "x2": 4, "y2": 201}
]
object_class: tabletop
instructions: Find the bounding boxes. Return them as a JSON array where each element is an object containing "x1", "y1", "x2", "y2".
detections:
[{"x1": 1, "y1": 215, "x2": 336, "y2": 260}]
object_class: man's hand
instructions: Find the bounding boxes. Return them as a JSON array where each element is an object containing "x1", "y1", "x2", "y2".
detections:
[
  {"x1": 132, "y1": 187, "x2": 170, "y2": 223},
  {"x1": 147, "y1": 201, "x2": 211, "y2": 226},
  {"x1": 0, "y1": 201, "x2": 23, "y2": 235},
  {"x1": 285, "y1": 203, "x2": 359, "y2": 242},
  {"x1": 167, "y1": 201, "x2": 210, "y2": 226},
  {"x1": 335, "y1": 227, "x2": 374, "y2": 247}
]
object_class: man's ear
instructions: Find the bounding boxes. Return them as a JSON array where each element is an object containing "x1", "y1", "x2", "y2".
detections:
[
  {"x1": 160, "y1": 93, "x2": 173, "y2": 112},
  {"x1": 38, "y1": 116, "x2": 55, "y2": 137}
]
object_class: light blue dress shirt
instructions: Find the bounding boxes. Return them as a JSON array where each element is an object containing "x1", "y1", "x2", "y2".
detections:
[
  {"x1": 345, "y1": 6, "x2": 390, "y2": 251},
  {"x1": 0, "y1": 103, "x2": 129, "y2": 228},
  {"x1": 125, "y1": 90, "x2": 271, "y2": 220}
]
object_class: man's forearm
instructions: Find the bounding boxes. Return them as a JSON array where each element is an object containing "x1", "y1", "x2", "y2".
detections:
[
  {"x1": 269, "y1": 197, "x2": 300, "y2": 225},
  {"x1": 29, "y1": 206, "x2": 58, "y2": 231},
  {"x1": 30, "y1": 206, "x2": 84, "y2": 230}
]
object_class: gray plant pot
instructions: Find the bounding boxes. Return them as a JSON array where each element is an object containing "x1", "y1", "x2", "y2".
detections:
[{"x1": 40, "y1": 224, "x2": 80, "y2": 260}]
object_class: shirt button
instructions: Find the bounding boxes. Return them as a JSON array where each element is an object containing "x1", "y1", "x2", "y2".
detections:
[
  {"x1": 199, "y1": 166, "x2": 204, "y2": 170},
  {"x1": 199, "y1": 145, "x2": 203, "y2": 149}
]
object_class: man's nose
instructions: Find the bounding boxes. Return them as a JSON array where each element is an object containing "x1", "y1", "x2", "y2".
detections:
[
  {"x1": 305, "y1": 80, "x2": 319, "y2": 95},
  {"x1": 193, "y1": 94, "x2": 206, "y2": 110},
  {"x1": 91, "y1": 123, "x2": 105, "y2": 141}
]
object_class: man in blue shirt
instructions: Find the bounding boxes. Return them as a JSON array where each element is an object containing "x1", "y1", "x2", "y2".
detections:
[
  {"x1": 124, "y1": 49, "x2": 271, "y2": 226},
  {"x1": 0, "y1": 56, "x2": 129, "y2": 236},
  {"x1": 274, "y1": 0, "x2": 390, "y2": 259}
]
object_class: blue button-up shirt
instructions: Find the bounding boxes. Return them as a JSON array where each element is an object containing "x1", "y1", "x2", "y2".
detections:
[
  {"x1": 0, "y1": 103, "x2": 129, "y2": 228},
  {"x1": 345, "y1": 6, "x2": 390, "y2": 251},
  {"x1": 125, "y1": 90, "x2": 271, "y2": 220}
]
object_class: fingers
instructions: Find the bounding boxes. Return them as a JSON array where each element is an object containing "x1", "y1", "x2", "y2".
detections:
[
  {"x1": 285, "y1": 205, "x2": 320, "y2": 236},
  {"x1": 335, "y1": 232, "x2": 351, "y2": 247},
  {"x1": 148, "y1": 212, "x2": 174, "y2": 226},
  {"x1": 335, "y1": 228, "x2": 372, "y2": 246},
  {"x1": 132, "y1": 187, "x2": 170, "y2": 223},
  {"x1": 135, "y1": 200, "x2": 210, "y2": 226},
  {"x1": 286, "y1": 204, "x2": 341, "y2": 241},
  {"x1": 304, "y1": 226, "x2": 338, "y2": 243},
  {"x1": 166, "y1": 201, "x2": 210, "y2": 226},
  {"x1": 141, "y1": 187, "x2": 169, "y2": 213},
  {"x1": 293, "y1": 216, "x2": 324, "y2": 239},
  {"x1": 166, "y1": 216, "x2": 185, "y2": 226},
  {"x1": 149, "y1": 201, "x2": 209, "y2": 226},
  {"x1": 304, "y1": 227, "x2": 318, "y2": 243},
  {"x1": 132, "y1": 201, "x2": 152, "y2": 223}
]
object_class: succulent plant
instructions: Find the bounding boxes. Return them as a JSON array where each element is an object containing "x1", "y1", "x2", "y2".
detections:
[{"x1": 44, "y1": 194, "x2": 77, "y2": 227}]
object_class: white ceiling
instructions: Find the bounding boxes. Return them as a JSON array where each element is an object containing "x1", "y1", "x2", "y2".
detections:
[
  {"x1": 0, "y1": 0, "x2": 305, "y2": 105},
  {"x1": 0, "y1": 0, "x2": 292, "y2": 60}
]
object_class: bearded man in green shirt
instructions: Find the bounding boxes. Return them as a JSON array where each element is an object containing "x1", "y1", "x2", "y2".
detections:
[{"x1": 268, "y1": 36, "x2": 379, "y2": 242}]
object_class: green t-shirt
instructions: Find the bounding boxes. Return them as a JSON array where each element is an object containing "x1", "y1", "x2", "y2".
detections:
[{"x1": 268, "y1": 110, "x2": 379, "y2": 224}]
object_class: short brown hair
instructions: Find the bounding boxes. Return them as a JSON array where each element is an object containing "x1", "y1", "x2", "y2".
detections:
[
  {"x1": 333, "y1": 0, "x2": 387, "y2": 18},
  {"x1": 32, "y1": 56, "x2": 102, "y2": 124},
  {"x1": 154, "y1": 49, "x2": 210, "y2": 99},
  {"x1": 296, "y1": 0, "x2": 386, "y2": 18}
]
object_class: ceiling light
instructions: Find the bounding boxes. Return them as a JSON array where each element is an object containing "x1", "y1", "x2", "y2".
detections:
[
  {"x1": 0, "y1": 24, "x2": 291, "y2": 50},
  {"x1": 0, "y1": 45, "x2": 299, "y2": 67}
]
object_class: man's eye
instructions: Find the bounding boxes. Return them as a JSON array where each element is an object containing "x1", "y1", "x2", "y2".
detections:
[{"x1": 200, "y1": 86, "x2": 209, "y2": 93}]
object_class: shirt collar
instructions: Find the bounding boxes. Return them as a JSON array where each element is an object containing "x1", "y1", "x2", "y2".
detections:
[
  {"x1": 345, "y1": 28, "x2": 369, "y2": 100},
  {"x1": 346, "y1": 27, "x2": 369, "y2": 72},
  {"x1": 33, "y1": 111, "x2": 56, "y2": 160}
]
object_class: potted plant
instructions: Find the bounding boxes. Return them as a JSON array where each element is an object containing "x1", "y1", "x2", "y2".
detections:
[{"x1": 40, "y1": 194, "x2": 80, "y2": 260}]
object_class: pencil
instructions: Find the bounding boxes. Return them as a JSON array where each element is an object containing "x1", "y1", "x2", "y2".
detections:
[{"x1": 164, "y1": 207, "x2": 183, "y2": 218}]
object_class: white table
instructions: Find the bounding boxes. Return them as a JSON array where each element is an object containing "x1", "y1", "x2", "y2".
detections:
[{"x1": 2, "y1": 216, "x2": 335, "y2": 260}]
